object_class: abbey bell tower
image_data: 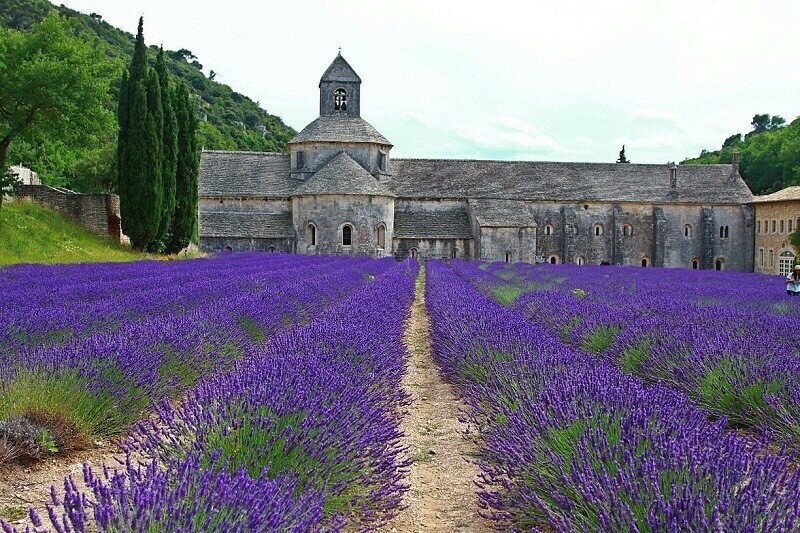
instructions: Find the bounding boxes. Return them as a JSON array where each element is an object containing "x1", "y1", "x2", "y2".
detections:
[{"x1": 319, "y1": 52, "x2": 361, "y2": 118}]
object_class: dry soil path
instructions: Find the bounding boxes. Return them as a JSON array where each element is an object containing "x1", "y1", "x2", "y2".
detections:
[{"x1": 385, "y1": 269, "x2": 493, "y2": 532}]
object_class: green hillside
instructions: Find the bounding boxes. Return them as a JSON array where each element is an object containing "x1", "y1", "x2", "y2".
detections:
[
  {"x1": 0, "y1": 200, "x2": 147, "y2": 265},
  {"x1": 0, "y1": 0, "x2": 295, "y2": 192},
  {"x1": 682, "y1": 114, "x2": 800, "y2": 195}
]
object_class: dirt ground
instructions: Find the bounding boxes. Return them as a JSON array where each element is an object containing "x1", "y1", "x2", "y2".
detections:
[
  {"x1": 0, "y1": 439, "x2": 127, "y2": 528},
  {"x1": 384, "y1": 272, "x2": 494, "y2": 532}
]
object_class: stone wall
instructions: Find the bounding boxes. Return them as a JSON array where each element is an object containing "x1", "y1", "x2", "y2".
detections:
[
  {"x1": 292, "y1": 194, "x2": 394, "y2": 257},
  {"x1": 16, "y1": 185, "x2": 122, "y2": 242},
  {"x1": 392, "y1": 237, "x2": 474, "y2": 261},
  {"x1": 754, "y1": 200, "x2": 800, "y2": 274}
]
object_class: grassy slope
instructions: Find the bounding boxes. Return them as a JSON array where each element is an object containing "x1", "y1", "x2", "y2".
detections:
[{"x1": 0, "y1": 200, "x2": 146, "y2": 266}]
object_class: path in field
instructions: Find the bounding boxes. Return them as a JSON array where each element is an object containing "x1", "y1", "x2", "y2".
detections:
[
  {"x1": 0, "y1": 440, "x2": 128, "y2": 527},
  {"x1": 385, "y1": 270, "x2": 493, "y2": 532}
]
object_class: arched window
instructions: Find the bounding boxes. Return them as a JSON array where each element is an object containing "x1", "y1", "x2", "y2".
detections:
[
  {"x1": 306, "y1": 223, "x2": 316, "y2": 246},
  {"x1": 549, "y1": 255, "x2": 558, "y2": 265},
  {"x1": 691, "y1": 258, "x2": 699, "y2": 270},
  {"x1": 790, "y1": 219, "x2": 794, "y2": 232},
  {"x1": 342, "y1": 224, "x2": 352, "y2": 246},
  {"x1": 757, "y1": 220, "x2": 762, "y2": 234},
  {"x1": 684, "y1": 224, "x2": 692, "y2": 238},
  {"x1": 409, "y1": 248, "x2": 418, "y2": 259},
  {"x1": 779, "y1": 250, "x2": 796, "y2": 276},
  {"x1": 269, "y1": 246, "x2": 276, "y2": 253},
  {"x1": 451, "y1": 248, "x2": 458, "y2": 259},
  {"x1": 225, "y1": 246, "x2": 232, "y2": 252},
  {"x1": 772, "y1": 220, "x2": 777, "y2": 233},
  {"x1": 623, "y1": 224, "x2": 633, "y2": 237},
  {"x1": 594, "y1": 224, "x2": 604, "y2": 236},
  {"x1": 641, "y1": 257, "x2": 649, "y2": 267},
  {"x1": 759, "y1": 248, "x2": 764, "y2": 267},
  {"x1": 780, "y1": 220, "x2": 785, "y2": 233},
  {"x1": 715, "y1": 258, "x2": 725, "y2": 271},
  {"x1": 505, "y1": 252, "x2": 512, "y2": 263},
  {"x1": 334, "y1": 88, "x2": 347, "y2": 111},
  {"x1": 544, "y1": 225, "x2": 553, "y2": 236},
  {"x1": 724, "y1": 226, "x2": 729, "y2": 238},
  {"x1": 377, "y1": 224, "x2": 386, "y2": 249},
  {"x1": 576, "y1": 256, "x2": 585, "y2": 265},
  {"x1": 769, "y1": 249, "x2": 775, "y2": 268},
  {"x1": 719, "y1": 226, "x2": 724, "y2": 238}
]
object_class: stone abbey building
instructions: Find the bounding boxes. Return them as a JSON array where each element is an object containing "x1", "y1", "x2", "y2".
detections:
[{"x1": 198, "y1": 54, "x2": 755, "y2": 270}]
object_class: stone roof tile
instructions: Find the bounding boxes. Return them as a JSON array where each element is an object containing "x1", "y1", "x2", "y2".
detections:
[
  {"x1": 292, "y1": 151, "x2": 393, "y2": 197},
  {"x1": 320, "y1": 54, "x2": 361, "y2": 84},
  {"x1": 394, "y1": 207, "x2": 473, "y2": 239},
  {"x1": 389, "y1": 159, "x2": 754, "y2": 204},
  {"x1": 199, "y1": 210, "x2": 294, "y2": 239},
  {"x1": 468, "y1": 199, "x2": 539, "y2": 227},
  {"x1": 289, "y1": 116, "x2": 391, "y2": 145},
  {"x1": 199, "y1": 151, "x2": 293, "y2": 197},
  {"x1": 751, "y1": 186, "x2": 800, "y2": 203}
]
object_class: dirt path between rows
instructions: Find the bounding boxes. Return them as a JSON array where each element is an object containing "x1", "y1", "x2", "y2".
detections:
[
  {"x1": 385, "y1": 269, "x2": 493, "y2": 532},
  {"x1": 0, "y1": 440, "x2": 128, "y2": 528}
]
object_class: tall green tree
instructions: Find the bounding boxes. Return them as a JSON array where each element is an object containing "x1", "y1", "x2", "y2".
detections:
[
  {"x1": 0, "y1": 13, "x2": 116, "y2": 201},
  {"x1": 156, "y1": 46, "x2": 178, "y2": 244},
  {"x1": 117, "y1": 17, "x2": 163, "y2": 250},
  {"x1": 167, "y1": 83, "x2": 199, "y2": 253}
]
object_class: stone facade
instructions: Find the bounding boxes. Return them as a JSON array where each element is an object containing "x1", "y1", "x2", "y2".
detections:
[
  {"x1": 752, "y1": 187, "x2": 800, "y2": 275},
  {"x1": 17, "y1": 185, "x2": 123, "y2": 242},
  {"x1": 198, "y1": 53, "x2": 756, "y2": 271}
]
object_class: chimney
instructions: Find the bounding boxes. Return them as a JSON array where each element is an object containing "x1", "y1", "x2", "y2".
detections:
[
  {"x1": 669, "y1": 163, "x2": 678, "y2": 189},
  {"x1": 731, "y1": 149, "x2": 740, "y2": 175}
]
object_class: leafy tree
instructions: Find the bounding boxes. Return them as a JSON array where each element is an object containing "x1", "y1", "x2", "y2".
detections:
[
  {"x1": 167, "y1": 83, "x2": 199, "y2": 253},
  {"x1": 751, "y1": 114, "x2": 771, "y2": 134},
  {"x1": 722, "y1": 133, "x2": 742, "y2": 148},
  {"x1": 0, "y1": 168, "x2": 22, "y2": 210},
  {"x1": 0, "y1": 13, "x2": 116, "y2": 187},
  {"x1": 157, "y1": 47, "x2": 178, "y2": 245}
]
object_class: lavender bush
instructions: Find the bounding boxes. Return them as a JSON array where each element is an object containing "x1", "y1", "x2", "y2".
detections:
[
  {"x1": 427, "y1": 260, "x2": 800, "y2": 531},
  {"x1": 453, "y1": 260, "x2": 800, "y2": 450},
  {"x1": 4, "y1": 257, "x2": 418, "y2": 531}
]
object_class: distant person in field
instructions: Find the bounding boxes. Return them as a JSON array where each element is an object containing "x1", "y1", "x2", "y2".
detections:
[{"x1": 787, "y1": 265, "x2": 800, "y2": 296}]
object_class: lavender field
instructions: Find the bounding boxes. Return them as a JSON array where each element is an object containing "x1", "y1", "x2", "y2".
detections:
[{"x1": 1, "y1": 254, "x2": 800, "y2": 531}]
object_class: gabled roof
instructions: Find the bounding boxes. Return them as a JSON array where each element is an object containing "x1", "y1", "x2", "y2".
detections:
[
  {"x1": 394, "y1": 207, "x2": 473, "y2": 239},
  {"x1": 751, "y1": 186, "x2": 800, "y2": 203},
  {"x1": 292, "y1": 151, "x2": 393, "y2": 197},
  {"x1": 289, "y1": 116, "x2": 391, "y2": 145},
  {"x1": 389, "y1": 159, "x2": 754, "y2": 204},
  {"x1": 320, "y1": 53, "x2": 361, "y2": 84},
  {"x1": 199, "y1": 210, "x2": 294, "y2": 239},
  {"x1": 468, "y1": 199, "x2": 539, "y2": 227},
  {"x1": 199, "y1": 151, "x2": 293, "y2": 197}
]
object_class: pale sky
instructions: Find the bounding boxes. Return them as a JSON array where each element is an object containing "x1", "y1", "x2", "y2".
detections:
[{"x1": 62, "y1": 0, "x2": 800, "y2": 163}]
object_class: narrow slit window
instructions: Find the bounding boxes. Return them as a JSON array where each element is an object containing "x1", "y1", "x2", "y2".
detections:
[{"x1": 342, "y1": 225, "x2": 352, "y2": 246}]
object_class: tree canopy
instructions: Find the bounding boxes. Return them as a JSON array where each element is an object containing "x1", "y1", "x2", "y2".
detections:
[
  {"x1": 683, "y1": 113, "x2": 800, "y2": 195},
  {"x1": 0, "y1": 13, "x2": 117, "y2": 189},
  {"x1": 0, "y1": 0, "x2": 295, "y2": 192}
]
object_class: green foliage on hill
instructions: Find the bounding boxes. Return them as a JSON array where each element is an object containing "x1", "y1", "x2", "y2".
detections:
[
  {"x1": 683, "y1": 114, "x2": 800, "y2": 196},
  {"x1": 0, "y1": 200, "x2": 146, "y2": 265},
  {"x1": 0, "y1": 0, "x2": 295, "y2": 192}
]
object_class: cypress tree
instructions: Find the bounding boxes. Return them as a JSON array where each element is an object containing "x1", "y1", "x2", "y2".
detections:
[
  {"x1": 156, "y1": 47, "x2": 178, "y2": 245},
  {"x1": 144, "y1": 67, "x2": 164, "y2": 250},
  {"x1": 168, "y1": 83, "x2": 199, "y2": 253},
  {"x1": 118, "y1": 17, "x2": 164, "y2": 250}
]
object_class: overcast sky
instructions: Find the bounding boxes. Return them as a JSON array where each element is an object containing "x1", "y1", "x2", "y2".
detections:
[{"x1": 61, "y1": 0, "x2": 800, "y2": 163}]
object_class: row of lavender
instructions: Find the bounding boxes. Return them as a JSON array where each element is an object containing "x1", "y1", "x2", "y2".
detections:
[
  {"x1": 453, "y1": 260, "x2": 800, "y2": 450},
  {"x1": 427, "y1": 261, "x2": 800, "y2": 530},
  {"x1": 10, "y1": 259, "x2": 418, "y2": 531},
  {"x1": 0, "y1": 254, "x2": 394, "y2": 461},
  {"x1": 0, "y1": 253, "x2": 363, "y2": 353}
]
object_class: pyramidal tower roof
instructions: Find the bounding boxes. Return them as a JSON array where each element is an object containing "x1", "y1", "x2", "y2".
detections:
[{"x1": 320, "y1": 53, "x2": 361, "y2": 84}]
